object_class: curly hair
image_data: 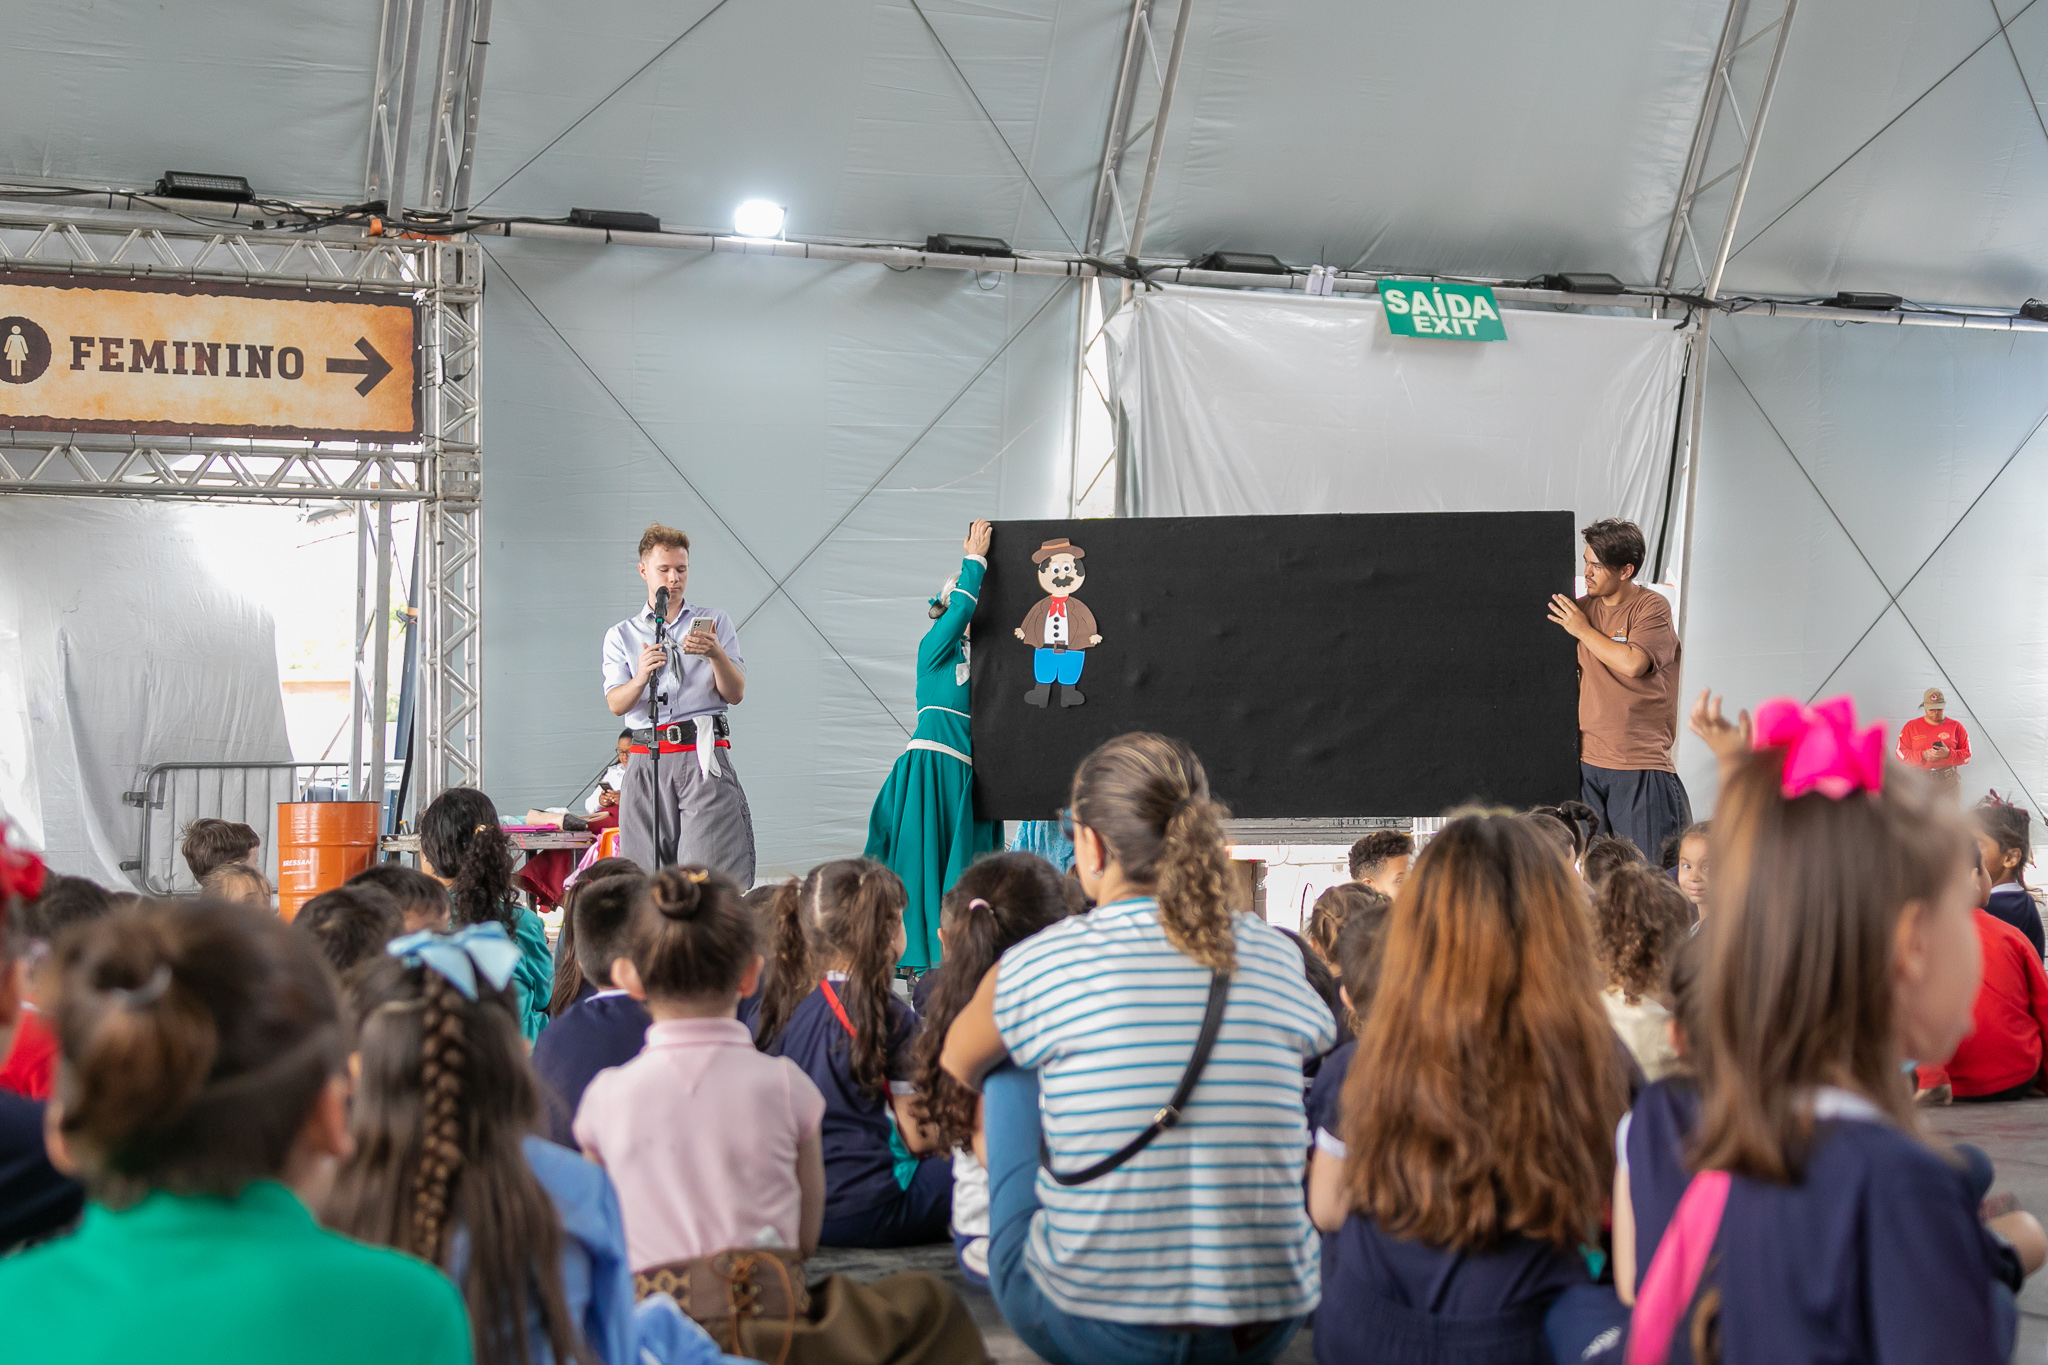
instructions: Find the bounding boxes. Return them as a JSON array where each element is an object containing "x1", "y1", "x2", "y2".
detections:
[
  {"x1": 1306, "y1": 881, "x2": 1383, "y2": 968},
  {"x1": 419, "y1": 789, "x2": 515, "y2": 932},
  {"x1": 1593, "y1": 865, "x2": 1689, "y2": 1004}
]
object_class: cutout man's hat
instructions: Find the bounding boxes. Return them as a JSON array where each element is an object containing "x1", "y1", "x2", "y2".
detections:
[{"x1": 1032, "y1": 537, "x2": 1085, "y2": 564}]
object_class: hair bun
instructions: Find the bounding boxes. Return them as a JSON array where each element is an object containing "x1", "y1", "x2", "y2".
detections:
[{"x1": 653, "y1": 866, "x2": 711, "y2": 920}]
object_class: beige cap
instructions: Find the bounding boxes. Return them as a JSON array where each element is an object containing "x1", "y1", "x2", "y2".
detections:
[{"x1": 1923, "y1": 687, "x2": 1945, "y2": 705}]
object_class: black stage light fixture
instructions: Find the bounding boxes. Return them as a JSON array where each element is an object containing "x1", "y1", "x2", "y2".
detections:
[
  {"x1": 1827, "y1": 291, "x2": 1904, "y2": 310},
  {"x1": 1192, "y1": 251, "x2": 1289, "y2": 275},
  {"x1": 153, "y1": 171, "x2": 254, "y2": 203},
  {"x1": 925, "y1": 233, "x2": 1014, "y2": 258},
  {"x1": 1537, "y1": 272, "x2": 1626, "y2": 294},
  {"x1": 570, "y1": 208, "x2": 661, "y2": 233},
  {"x1": 2019, "y1": 299, "x2": 2048, "y2": 322}
]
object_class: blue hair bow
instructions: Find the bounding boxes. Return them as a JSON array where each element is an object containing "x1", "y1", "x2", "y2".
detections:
[{"x1": 385, "y1": 922, "x2": 524, "y2": 1001}]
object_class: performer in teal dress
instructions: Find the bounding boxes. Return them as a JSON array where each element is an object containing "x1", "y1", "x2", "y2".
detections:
[{"x1": 866, "y1": 519, "x2": 1001, "y2": 970}]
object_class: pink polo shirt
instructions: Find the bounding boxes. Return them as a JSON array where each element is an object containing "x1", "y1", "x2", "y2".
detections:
[{"x1": 573, "y1": 1016, "x2": 826, "y2": 1270}]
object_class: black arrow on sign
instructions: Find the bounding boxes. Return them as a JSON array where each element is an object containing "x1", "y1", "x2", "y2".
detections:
[{"x1": 326, "y1": 337, "x2": 394, "y2": 396}]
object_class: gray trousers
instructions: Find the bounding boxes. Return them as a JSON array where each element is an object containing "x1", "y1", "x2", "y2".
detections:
[{"x1": 618, "y1": 745, "x2": 757, "y2": 886}]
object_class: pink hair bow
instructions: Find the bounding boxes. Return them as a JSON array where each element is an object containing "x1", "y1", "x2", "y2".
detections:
[{"x1": 1751, "y1": 696, "x2": 1886, "y2": 800}]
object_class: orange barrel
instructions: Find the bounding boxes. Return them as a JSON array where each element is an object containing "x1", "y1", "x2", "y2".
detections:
[{"x1": 277, "y1": 802, "x2": 380, "y2": 921}]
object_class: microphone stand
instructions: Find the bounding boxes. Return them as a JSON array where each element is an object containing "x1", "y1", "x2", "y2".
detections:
[{"x1": 650, "y1": 605, "x2": 669, "y2": 868}]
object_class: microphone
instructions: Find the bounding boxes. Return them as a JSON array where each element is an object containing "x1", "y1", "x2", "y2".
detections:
[{"x1": 654, "y1": 586, "x2": 669, "y2": 622}]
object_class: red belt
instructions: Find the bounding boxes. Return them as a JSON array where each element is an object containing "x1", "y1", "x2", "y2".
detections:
[{"x1": 630, "y1": 741, "x2": 730, "y2": 755}]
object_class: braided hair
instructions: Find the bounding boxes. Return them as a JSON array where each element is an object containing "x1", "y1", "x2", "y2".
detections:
[{"x1": 326, "y1": 955, "x2": 592, "y2": 1365}]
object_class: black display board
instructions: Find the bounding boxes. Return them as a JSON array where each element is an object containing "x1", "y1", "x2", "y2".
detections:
[{"x1": 969, "y1": 511, "x2": 1580, "y2": 820}]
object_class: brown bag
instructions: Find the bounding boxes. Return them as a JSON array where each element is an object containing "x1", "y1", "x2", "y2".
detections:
[{"x1": 635, "y1": 1250, "x2": 986, "y2": 1365}]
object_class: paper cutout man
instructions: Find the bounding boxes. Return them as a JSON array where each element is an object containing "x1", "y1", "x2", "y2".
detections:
[{"x1": 1014, "y1": 537, "x2": 1101, "y2": 708}]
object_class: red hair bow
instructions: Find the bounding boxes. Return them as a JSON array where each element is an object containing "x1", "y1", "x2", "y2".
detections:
[
  {"x1": 0, "y1": 825, "x2": 47, "y2": 904},
  {"x1": 1751, "y1": 696, "x2": 1886, "y2": 800}
]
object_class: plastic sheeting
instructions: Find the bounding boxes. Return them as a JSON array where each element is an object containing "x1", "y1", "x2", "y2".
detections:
[
  {"x1": 478, "y1": 239, "x2": 1076, "y2": 879},
  {"x1": 1679, "y1": 314, "x2": 2048, "y2": 815},
  {"x1": 1107, "y1": 286, "x2": 1690, "y2": 544},
  {"x1": 0, "y1": 501, "x2": 291, "y2": 886}
]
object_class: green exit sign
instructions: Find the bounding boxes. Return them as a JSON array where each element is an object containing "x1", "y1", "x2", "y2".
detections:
[{"x1": 1380, "y1": 281, "x2": 1507, "y2": 340}]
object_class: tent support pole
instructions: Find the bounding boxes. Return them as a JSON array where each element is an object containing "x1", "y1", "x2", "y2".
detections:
[
  {"x1": 364, "y1": 0, "x2": 427, "y2": 208},
  {"x1": 1677, "y1": 312, "x2": 1711, "y2": 637},
  {"x1": 1086, "y1": 0, "x2": 1152, "y2": 256},
  {"x1": 1123, "y1": 0, "x2": 1194, "y2": 267}
]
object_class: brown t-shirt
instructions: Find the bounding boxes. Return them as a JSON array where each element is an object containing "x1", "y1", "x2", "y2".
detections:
[{"x1": 1576, "y1": 587, "x2": 1681, "y2": 771}]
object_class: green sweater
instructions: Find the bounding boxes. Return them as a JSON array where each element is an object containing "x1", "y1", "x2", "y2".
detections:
[
  {"x1": 508, "y1": 900, "x2": 555, "y2": 1041},
  {"x1": 0, "y1": 1181, "x2": 471, "y2": 1364}
]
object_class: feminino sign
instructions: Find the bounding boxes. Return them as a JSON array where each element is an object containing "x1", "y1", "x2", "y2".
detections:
[
  {"x1": 1379, "y1": 281, "x2": 1507, "y2": 341},
  {"x1": 0, "y1": 270, "x2": 419, "y2": 441}
]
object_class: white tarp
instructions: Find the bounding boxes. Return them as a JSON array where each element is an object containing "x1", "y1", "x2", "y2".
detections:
[
  {"x1": 1107, "y1": 286, "x2": 1691, "y2": 548},
  {"x1": 0, "y1": 500, "x2": 291, "y2": 887}
]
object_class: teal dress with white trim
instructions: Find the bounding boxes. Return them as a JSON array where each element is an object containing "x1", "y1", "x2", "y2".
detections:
[{"x1": 865, "y1": 554, "x2": 1000, "y2": 971}]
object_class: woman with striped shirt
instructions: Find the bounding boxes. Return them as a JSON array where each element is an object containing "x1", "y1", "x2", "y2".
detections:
[{"x1": 943, "y1": 733, "x2": 1334, "y2": 1365}]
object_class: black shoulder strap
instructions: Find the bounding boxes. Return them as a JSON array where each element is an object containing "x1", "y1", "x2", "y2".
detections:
[{"x1": 1039, "y1": 968, "x2": 1231, "y2": 1187}]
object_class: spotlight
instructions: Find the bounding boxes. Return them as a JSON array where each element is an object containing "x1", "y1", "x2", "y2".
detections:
[
  {"x1": 153, "y1": 171, "x2": 254, "y2": 203},
  {"x1": 1826, "y1": 291, "x2": 1903, "y2": 311},
  {"x1": 1192, "y1": 251, "x2": 1289, "y2": 275},
  {"x1": 924, "y1": 233, "x2": 1013, "y2": 258},
  {"x1": 1537, "y1": 272, "x2": 1626, "y2": 295},
  {"x1": 733, "y1": 200, "x2": 786, "y2": 239},
  {"x1": 569, "y1": 208, "x2": 660, "y2": 233},
  {"x1": 2019, "y1": 299, "x2": 2048, "y2": 322}
]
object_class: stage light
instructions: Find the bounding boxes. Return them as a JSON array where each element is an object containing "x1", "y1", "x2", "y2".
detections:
[
  {"x1": 925, "y1": 233, "x2": 1013, "y2": 258},
  {"x1": 733, "y1": 200, "x2": 786, "y2": 238},
  {"x1": 153, "y1": 171, "x2": 254, "y2": 203},
  {"x1": 2019, "y1": 299, "x2": 2048, "y2": 322},
  {"x1": 569, "y1": 208, "x2": 661, "y2": 233},
  {"x1": 1826, "y1": 291, "x2": 1903, "y2": 310},
  {"x1": 1538, "y1": 272, "x2": 1626, "y2": 295},
  {"x1": 1191, "y1": 251, "x2": 1289, "y2": 275}
]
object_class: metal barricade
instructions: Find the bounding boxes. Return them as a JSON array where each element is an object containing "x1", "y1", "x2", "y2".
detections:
[{"x1": 122, "y1": 761, "x2": 349, "y2": 895}]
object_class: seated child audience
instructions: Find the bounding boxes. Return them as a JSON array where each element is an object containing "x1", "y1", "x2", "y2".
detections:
[
  {"x1": 292, "y1": 884, "x2": 405, "y2": 975},
  {"x1": 1672, "y1": 819, "x2": 1709, "y2": 920},
  {"x1": 1312, "y1": 810, "x2": 1629, "y2": 1365},
  {"x1": 348, "y1": 862, "x2": 454, "y2": 934},
  {"x1": 1635, "y1": 693, "x2": 2047, "y2": 1361},
  {"x1": 545, "y1": 856, "x2": 642, "y2": 1016},
  {"x1": 1346, "y1": 829, "x2": 1413, "y2": 897},
  {"x1": 1976, "y1": 798, "x2": 2044, "y2": 959},
  {"x1": 179, "y1": 817, "x2": 261, "y2": 884},
  {"x1": 1581, "y1": 832, "x2": 1643, "y2": 890},
  {"x1": 756, "y1": 858, "x2": 949, "y2": 1249},
  {"x1": 1914, "y1": 839, "x2": 2048, "y2": 1103},
  {"x1": 909, "y1": 853, "x2": 1071, "y2": 1286},
  {"x1": 737, "y1": 881, "x2": 789, "y2": 1036},
  {"x1": 2, "y1": 872, "x2": 115, "y2": 1100},
  {"x1": 1523, "y1": 800, "x2": 1597, "y2": 871},
  {"x1": 0, "y1": 834, "x2": 83, "y2": 1251},
  {"x1": 1304, "y1": 893, "x2": 1394, "y2": 1238},
  {"x1": 1610, "y1": 932, "x2": 1706, "y2": 1305},
  {"x1": 420, "y1": 786, "x2": 555, "y2": 1040},
  {"x1": 328, "y1": 923, "x2": 648, "y2": 1365},
  {"x1": 1305, "y1": 880, "x2": 1386, "y2": 973},
  {"x1": 200, "y1": 861, "x2": 272, "y2": 908},
  {"x1": 532, "y1": 870, "x2": 652, "y2": 1145},
  {"x1": 577, "y1": 866, "x2": 982, "y2": 1362},
  {"x1": 0, "y1": 896, "x2": 471, "y2": 1363},
  {"x1": 1595, "y1": 864, "x2": 1690, "y2": 1081}
]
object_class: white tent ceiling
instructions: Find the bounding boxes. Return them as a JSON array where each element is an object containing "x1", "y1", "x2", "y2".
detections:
[{"x1": 4, "y1": 0, "x2": 2047, "y2": 861}]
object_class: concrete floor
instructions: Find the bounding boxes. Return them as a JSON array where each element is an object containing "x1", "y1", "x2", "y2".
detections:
[{"x1": 812, "y1": 1098, "x2": 2048, "y2": 1364}]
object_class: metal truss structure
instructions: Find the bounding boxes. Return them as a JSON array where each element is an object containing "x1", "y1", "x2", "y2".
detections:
[{"x1": 0, "y1": 205, "x2": 484, "y2": 807}]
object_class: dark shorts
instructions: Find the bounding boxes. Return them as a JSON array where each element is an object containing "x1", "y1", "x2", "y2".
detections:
[{"x1": 1580, "y1": 763, "x2": 1692, "y2": 861}]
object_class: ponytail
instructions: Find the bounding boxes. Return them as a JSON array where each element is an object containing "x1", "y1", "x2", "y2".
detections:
[
  {"x1": 1070, "y1": 732, "x2": 1237, "y2": 973},
  {"x1": 836, "y1": 861, "x2": 904, "y2": 1100},
  {"x1": 62, "y1": 954, "x2": 218, "y2": 1175},
  {"x1": 1157, "y1": 797, "x2": 1235, "y2": 972},
  {"x1": 751, "y1": 879, "x2": 809, "y2": 1050},
  {"x1": 419, "y1": 788, "x2": 514, "y2": 930}
]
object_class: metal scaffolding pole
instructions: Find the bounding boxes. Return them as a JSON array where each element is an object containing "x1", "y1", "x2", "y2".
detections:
[
  {"x1": 1084, "y1": 0, "x2": 1153, "y2": 257},
  {"x1": 421, "y1": 0, "x2": 495, "y2": 214},
  {"x1": 370, "y1": 498, "x2": 393, "y2": 810},
  {"x1": 364, "y1": 0, "x2": 427, "y2": 208},
  {"x1": 1123, "y1": 0, "x2": 1194, "y2": 266}
]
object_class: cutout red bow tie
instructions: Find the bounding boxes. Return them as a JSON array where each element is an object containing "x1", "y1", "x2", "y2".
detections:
[{"x1": 1048, "y1": 598, "x2": 1068, "y2": 618}]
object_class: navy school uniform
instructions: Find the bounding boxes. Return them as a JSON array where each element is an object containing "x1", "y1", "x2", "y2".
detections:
[
  {"x1": 766, "y1": 974, "x2": 951, "y2": 1248},
  {"x1": 1616, "y1": 1075, "x2": 1701, "y2": 1295},
  {"x1": 0, "y1": 1090, "x2": 82, "y2": 1253},
  {"x1": 530, "y1": 989, "x2": 651, "y2": 1148},
  {"x1": 1985, "y1": 886, "x2": 2045, "y2": 962},
  {"x1": 1664, "y1": 1091, "x2": 2019, "y2": 1364}
]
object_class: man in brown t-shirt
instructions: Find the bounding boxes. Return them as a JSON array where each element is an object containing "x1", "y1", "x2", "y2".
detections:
[{"x1": 1546, "y1": 518, "x2": 1692, "y2": 860}]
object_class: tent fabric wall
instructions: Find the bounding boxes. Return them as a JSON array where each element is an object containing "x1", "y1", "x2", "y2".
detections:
[
  {"x1": 1678, "y1": 315, "x2": 2048, "y2": 814},
  {"x1": 479, "y1": 239, "x2": 1075, "y2": 878},
  {"x1": 1107, "y1": 286, "x2": 1689, "y2": 543},
  {"x1": 0, "y1": 501, "x2": 291, "y2": 886}
]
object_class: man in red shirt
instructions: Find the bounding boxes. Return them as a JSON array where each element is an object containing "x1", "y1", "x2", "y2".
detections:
[
  {"x1": 1917, "y1": 907, "x2": 2048, "y2": 1100},
  {"x1": 1896, "y1": 687, "x2": 1969, "y2": 788}
]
